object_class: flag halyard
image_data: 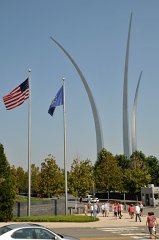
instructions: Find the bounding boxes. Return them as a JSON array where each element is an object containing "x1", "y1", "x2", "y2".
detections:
[
  {"x1": 48, "y1": 85, "x2": 64, "y2": 116},
  {"x1": 3, "y1": 78, "x2": 29, "y2": 110}
]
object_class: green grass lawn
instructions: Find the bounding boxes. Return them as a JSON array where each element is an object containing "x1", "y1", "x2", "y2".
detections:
[{"x1": 13, "y1": 215, "x2": 99, "y2": 222}]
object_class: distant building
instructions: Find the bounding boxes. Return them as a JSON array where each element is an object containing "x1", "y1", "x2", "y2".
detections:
[{"x1": 141, "y1": 184, "x2": 159, "y2": 207}]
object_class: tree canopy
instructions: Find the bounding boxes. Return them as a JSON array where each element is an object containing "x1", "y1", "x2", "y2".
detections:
[
  {"x1": 68, "y1": 158, "x2": 94, "y2": 197},
  {"x1": 0, "y1": 143, "x2": 15, "y2": 221},
  {"x1": 94, "y1": 149, "x2": 123, "y2": 192},
  {"x1": 123, "y1": 151, "x2": 151, "y2": 193},
  {"x1": 2, "y1": 142, "x2": 159, "y2": 204},
  {"x1": 40, "y1": 154, "x2": 64, "y2": 197}
]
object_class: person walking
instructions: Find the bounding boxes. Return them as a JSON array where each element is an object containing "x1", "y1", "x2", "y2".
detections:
[
  {"x1": 114, "y1": 206, "x2": 118, "y2": 220},
  {"x1": 135, "y1": 203, "x2": 141, "y2": 222},
  {"x1": 146, "y1": 211, "x2": 158, "y2": 239},
  {"x1": 117, "y1": 202, "x2": 122, "y2": 219},
  {"x1": 84, "y1": 204, "x2": 88, "y2": 216},
  {"x1": 101, "y1": 203, "x2": 105, "y2": 217},
  {"x1": 90, "y1": 204, "x2": 93, "y2": 217},
  {"x1": 129, "y1": 204, "x2": 134, "y2": 219},
  {"x1": 93, "y1": 203, "x2": 98, "y2": 218},
  {"x1": 139, "y1": 201, "x2": 144, "y2": 216},
  {"x1": 112, "y1": 201, "x2": 117, "y2": 216},
  {"x1": 104, "y1": 201, "x2": 109, "y2": 217}
]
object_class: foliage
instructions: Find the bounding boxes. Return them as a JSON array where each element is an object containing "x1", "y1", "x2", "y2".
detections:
[
  {"x1": 31, "y1": 164, "x2": 41, "y2": 193},
  {"x1": 94, "y1": 148, "x2": 123, "y2": 192},
  {"x1": 16, "y1": 167, "x2": 28, "y2": 194},
  {"x1": 6, "y1": 148, "x2": 159, "y2": 204},
  {"x1": 13, "y1": 215, "x2": 99, "y2": 222},
  {"x1": 15, "y1": 195, "x2": 49, "y2": 202},
  {"x1": 10, "y1": 165, "x2": 18, "y2": 193},
  {"x1": 40, "y1": 155, "x2": 64, "y2": 197},
  {"x1": 115, "y1": 154, "x2": 131, "y2": 170},
  {"x1": 145, "y1": 155, "x2": 159, "y2": 186},
  {"x1": 0, "y1": 143, "x2": 15, "y2": 221},
  {"x1": 123, "y1": 151, "x2": 151, "y2": 193},
  {"x1": 130, "y1": 151, "x2": 147, "y2": 169},
  {"x1": 68, "y1": 158, "x2": 94, "y2": 197}
]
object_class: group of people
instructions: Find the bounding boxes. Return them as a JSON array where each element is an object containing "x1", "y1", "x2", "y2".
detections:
[
  {"x1": 101, "y1": 202, "x2": 110, "y2": 217},
  {"x1": 83, "y1": 201, "x2": 144, "y2": 220},
  {"x1": 127, "y1": 203, "x2": 158, "y2": 239},
  {"x1": 84, "y1": 202, "x2": 100, "y2": 217},
  {"x1": 83, "y1": 200, "x2": 158, "y2": 238},
  {"x1": 128, "y1": 202, "x2": 143, "y2": 221},
  {"x1": 84, "y1": 201, "x2": 124, "y2": 218}
]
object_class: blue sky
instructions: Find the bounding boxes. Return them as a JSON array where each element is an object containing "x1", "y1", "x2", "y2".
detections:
[{"x1": 0, "y1": 0, "x2": 159, "y2": 170}]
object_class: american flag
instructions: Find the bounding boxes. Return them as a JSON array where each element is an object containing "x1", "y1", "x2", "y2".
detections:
[{"x1": 3, "y1": 78, "x2": 29, "y2": 110}]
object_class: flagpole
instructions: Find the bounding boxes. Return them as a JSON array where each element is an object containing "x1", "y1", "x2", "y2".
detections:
[
  {"x1": 62, "y1": 77, "x2": 68, "y2": 215},
  {"x1": 27, "y1": 69, "x2": 32, "y2": 216}
]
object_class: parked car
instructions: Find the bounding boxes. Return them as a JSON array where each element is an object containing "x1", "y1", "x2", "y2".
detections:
[
  {"x1": 0, "y1": 223, "x2": 79, "y2": 240},
  {"x1": 82, "y1": 194, "x2": 99, "y2": 203}
]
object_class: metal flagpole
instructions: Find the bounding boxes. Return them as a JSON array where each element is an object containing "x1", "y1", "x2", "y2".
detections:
[
  {"x1": 62, "y1": 77, "x2": 68, "y2": 215},
  {"x1": 27, "y1": 69, "x2": 32, "y2": 216}
]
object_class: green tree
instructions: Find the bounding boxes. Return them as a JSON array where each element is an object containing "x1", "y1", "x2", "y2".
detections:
[
  {"x1": 31, "y1": 164, "x2": 40, "y2": 193},
  {"x1": 68, "y1": 158, "x2": 94, "y2": 197},
  {"x1": 145, "y1": 155, "x2": 159, "y2": 186},
  {"x1": 0, "y1": 144, "x2": 15, "y2": 221},
  {"x1": 123, "y1": 151, "x2": 151, "y2": 193},
  {"x1": 94, "y1": 148, "x2": 123, "y2": 192},
  {"x1": 10, "y1": 165, "x2": 18, "y2": 193},
  {"x1": 40, "y1": 154, "x2": 64, "y2": 197},
  {"x1": 130, "y1": 151, "x2": 146, "y2": 169},
  {"x1": 16, "y1": 166, "x2": 27, "y2": 194},
  {"x1": 115, "y1": 154, "x2": 131, "y2": 170}
]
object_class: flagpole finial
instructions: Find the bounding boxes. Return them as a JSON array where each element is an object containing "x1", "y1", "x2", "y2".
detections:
[
  {"x1": 62, "y1": 77, "x2": 65, "y2": 81},
  {"x1": 28, "y1": 69, "x2": 31, "y2": 72}
]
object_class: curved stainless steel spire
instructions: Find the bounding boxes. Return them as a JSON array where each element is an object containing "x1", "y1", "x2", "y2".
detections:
[
  {"x1": 123, "y1": 13, "x2": 132, "y2": 158},
  {"x1": 50, "y1": 36, "x2": 104, "y2": 155},
  {"x1": 132, "y1": 71, "x2": 142, "y2": 153}
]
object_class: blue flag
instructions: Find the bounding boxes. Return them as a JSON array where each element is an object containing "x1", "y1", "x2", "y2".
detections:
[{"x1": 48, "y1": 85, "x2": 64, "y2": 116}]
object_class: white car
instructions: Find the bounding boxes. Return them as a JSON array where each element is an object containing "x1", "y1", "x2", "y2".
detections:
[
  {"x1": 91, "y1": 197, "x2": 99, "y2": 203},
  {"x1": 82, "y1": 195, "x2": 99, "y2": 203},
  {"x1": 0, "y1": 223, "x2": 79, "y2": 240}
]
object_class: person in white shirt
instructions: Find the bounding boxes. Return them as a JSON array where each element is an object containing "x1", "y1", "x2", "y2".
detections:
[
  {"x1": 90, "y1": 204, "x2": 93, "y2": 216},
  {"x1": 104, "y1": 202, "x2": 109, "y2": 217},
  {"x1": 101, "y1": 203, "x2": 105, "y2": 217},
  {"x1": 93, "y1": 203, "x2": 98, "y2": 217},
  {"x1": 135, "y1": 203, "x2": 141, "y2": 222}
]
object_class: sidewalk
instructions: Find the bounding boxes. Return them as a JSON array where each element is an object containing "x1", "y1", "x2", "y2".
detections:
[
  {"x1": 42, "y1": 212, "x2": 147, "y2": 228},
  {"x1": 0, "y1": 212, "x2": 148, "y2": 229}
]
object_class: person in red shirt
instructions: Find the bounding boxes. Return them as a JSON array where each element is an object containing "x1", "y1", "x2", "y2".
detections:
[
  {"x1": 117, "y1": 202, "x2": 122, "y2": 219},
  {"x1": 128, "y1": 204, "x2": 134, "y2": 219},
  {"x1": 146, "y1": 212, "x2": 158, "y2": 239}
]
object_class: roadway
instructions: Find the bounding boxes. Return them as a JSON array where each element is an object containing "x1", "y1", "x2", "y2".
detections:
[{"x1": 53, "y1": 206, "x2": 159, "y2": 240}]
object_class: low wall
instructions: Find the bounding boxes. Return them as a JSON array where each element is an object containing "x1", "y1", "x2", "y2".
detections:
[
  {"x1": 13, "y1": 199, "x2": 84, "y2": 217},
  {"x1": 13, "y1": 199, "x2": 65, "y2": 217}
]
